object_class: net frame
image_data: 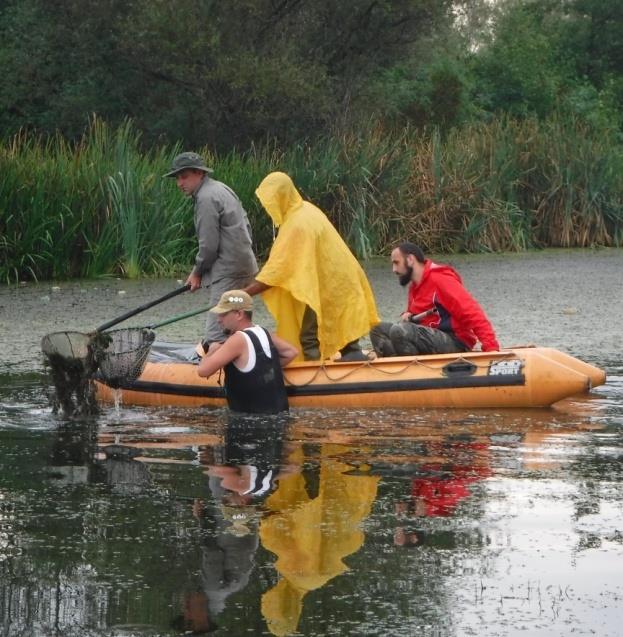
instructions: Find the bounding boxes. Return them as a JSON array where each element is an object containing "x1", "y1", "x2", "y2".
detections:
[{"x1": 41, "y1": 331, "x2": 96, "y2": 363}]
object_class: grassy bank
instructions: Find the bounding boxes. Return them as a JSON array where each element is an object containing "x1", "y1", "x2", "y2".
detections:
[{"x1": 1, "y1": 116, "x2": 622, "y2": 283}]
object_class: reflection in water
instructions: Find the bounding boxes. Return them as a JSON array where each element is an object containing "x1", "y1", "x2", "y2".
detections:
[
  {"x1": 392, "y1": 437, "x2": 491, "y2": 549},
  {"x1": 47, "y1": 419, "x2": 98, "y2": 485},
  {"x1": 98, "y1": 444, "x2": 152, "y2": 494},
  {"x1": 0, "y1": 376, "x2": 621, "y2": 635},
  {"x1": 177, "y1": 414, "x2": 288, "y2": 634},
  {"x1": 0, "y1": 255, "x2": 623, "y2": 637},
  {"x1": 260, "y1": 444, "x2": 379, "y2": 636},
  {"x1": 2, "y1": 253, "x2": 623, "y2": 635},
  {"x1": 395, "y1": 437, "x2": 490, "y2": 517}
]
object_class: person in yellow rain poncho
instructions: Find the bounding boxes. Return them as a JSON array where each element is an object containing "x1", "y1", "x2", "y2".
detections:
[
  {"x1": 244, "y1": 172, "x2": 380, "y2": 362},
  {"x1": 258, "y1": 444, "x2": 379, "y2": 636}
]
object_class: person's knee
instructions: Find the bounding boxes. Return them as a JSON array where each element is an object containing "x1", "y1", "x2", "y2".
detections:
[
  {"x1": 371, "y1": 322, "x2": 395, "y2": 357},
  {"x1": 372, "y1": 322, "x2": 394, "y2": 340},
  {"x1": 389, "y1": 322, "x2": 409, "y2": 342},
  {"x1": 370, "y1": 327, "x2": 382, "y2": 347},
  {"x1": 389, "y1": 322, "x2": 419, "y2": 355}
]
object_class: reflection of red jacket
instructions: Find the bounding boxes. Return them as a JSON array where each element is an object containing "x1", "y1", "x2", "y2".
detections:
[
  {"x1": 412, "y1": 463, "x2": 491, "y2": 517},
  {"x1": 411, "y1": 475, "x2": 473, "y2": 517},
  {"x1": 407, "y1": 260, "x2": 499, "y2": 351}
]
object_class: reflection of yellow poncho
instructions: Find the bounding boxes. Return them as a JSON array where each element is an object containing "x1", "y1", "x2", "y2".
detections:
[
  {"x1": 259, "y1": 445, "x2": 379, "y2": 636},
  {"x1": 255, "y1": 172, "x2": 379, "y2": 360}
]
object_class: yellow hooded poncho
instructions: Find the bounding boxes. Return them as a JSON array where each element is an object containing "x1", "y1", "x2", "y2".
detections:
[{"x1": 255, "y1": 172, "x2": 379, "y2": 360}]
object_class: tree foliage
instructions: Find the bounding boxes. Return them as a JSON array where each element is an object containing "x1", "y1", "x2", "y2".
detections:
[
  {"x1": 0, "y1": 0, "x2": 453, "y2": 147},
  {"x1": 0, "y1": 0, "x2": 622, "y2": 145},
  {"x1": 366, "y1": 0, "x2": 623, "y2": 131},
  {"x1": 469, "y1": 0, "x2": 623, "y2": 127}
]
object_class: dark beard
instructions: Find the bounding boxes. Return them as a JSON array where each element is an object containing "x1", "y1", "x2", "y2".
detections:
[
  {"x1": 223, "y1": 328, "x2": 233, "y2": 336},
  {"x1": 398, "y1": 265, "x2": 413, "y2": 287}
]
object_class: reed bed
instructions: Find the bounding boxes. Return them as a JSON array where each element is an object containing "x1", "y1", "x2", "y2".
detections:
[{"x1": 1, "y1": 116, "x2": 621, "y2": 283}]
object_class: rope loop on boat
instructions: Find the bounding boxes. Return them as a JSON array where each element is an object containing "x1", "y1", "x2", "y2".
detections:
[{"x1": 282, "y1": 352, "x2": 518, "y2": 388}]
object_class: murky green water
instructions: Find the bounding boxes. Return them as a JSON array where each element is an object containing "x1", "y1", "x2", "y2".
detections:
[{"x1": 1, "y1": 250, "x2": 622, "y2": 636}]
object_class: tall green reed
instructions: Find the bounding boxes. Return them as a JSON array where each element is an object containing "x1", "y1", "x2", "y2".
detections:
[
  {"x1": 279, "y1": 126, "x2": 413, "y2": 258},
  {"x1": 405, "y1": 115, "x2": 623, "y2": 252},
  {"x1": 1, "y1": 115, "x2": 621, "y2": 284},
  {"x1": 0, "y1": 118, "x2": 194, "y2": 283}
]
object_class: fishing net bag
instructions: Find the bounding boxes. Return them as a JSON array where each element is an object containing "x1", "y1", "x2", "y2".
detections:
[
  {"x1": 41, "y1": 331, "x2": 111, "y2": 416},
  {"x1": 97, "y1": 327, "x2": 156, "y2": 386}
]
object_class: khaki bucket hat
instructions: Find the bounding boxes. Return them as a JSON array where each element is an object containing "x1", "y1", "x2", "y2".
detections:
[{"x1": 163, "y1": 151, "x2": 213, "y2": 178}]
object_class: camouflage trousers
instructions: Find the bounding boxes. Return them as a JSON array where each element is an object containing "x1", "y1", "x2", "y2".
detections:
[{"x1": 370, "y1": 321, "x2": 469, "y2": 357}]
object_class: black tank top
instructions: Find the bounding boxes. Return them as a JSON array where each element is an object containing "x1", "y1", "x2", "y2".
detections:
[{"x1": 224, "y1": 327, "x2": 289, "y2": 414}]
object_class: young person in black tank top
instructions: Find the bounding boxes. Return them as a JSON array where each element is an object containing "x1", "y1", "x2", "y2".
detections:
[{"x1": 197, "y1": 290, "x2": 298, "y2": 414}]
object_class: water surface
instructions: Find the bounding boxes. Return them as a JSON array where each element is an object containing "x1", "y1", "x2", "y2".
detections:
[{"x1": 0, "y1": 249, "x2": 622, "y2": 636}]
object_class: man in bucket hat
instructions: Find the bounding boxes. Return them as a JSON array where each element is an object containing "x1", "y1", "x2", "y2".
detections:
[
  {"x1": 197, "y1": 290, "x2": 298, "y2": 414},
  {"x1": 164, "y1": 152, "x2": 258, "y2": 353}
]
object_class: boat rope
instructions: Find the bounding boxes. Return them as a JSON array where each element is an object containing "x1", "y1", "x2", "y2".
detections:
[{"x1": 282, "y1": 353, "x2": 513, "y2": 388}]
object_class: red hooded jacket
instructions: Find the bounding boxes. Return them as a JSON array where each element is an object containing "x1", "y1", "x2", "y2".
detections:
[{"x1": 407, "y1": 260, "x2": 499, "y2": 352}]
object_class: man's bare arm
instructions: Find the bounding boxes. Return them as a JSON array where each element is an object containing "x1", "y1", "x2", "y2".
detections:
[
  {"x1": 244, "y1": 280, "x2": 271, "y2": 296},
  {"x1": 271, "y1": 334, "x2": 299, "y2": 367},
  {"x1": 197, "y1": 333, "x2": 245, "y2": 378}
]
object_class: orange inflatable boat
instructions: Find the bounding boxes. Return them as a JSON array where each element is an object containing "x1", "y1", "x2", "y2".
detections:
[{"x1": 95, "y1": 345, "x2": 606, "y2": 410}]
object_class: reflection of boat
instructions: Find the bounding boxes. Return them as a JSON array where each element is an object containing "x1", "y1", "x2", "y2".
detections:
[{"x1": 96, "y1": 345, "x2": 606, "y2": 410}]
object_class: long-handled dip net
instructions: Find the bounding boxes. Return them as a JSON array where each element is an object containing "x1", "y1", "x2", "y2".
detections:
[
  {"x1": 40, "y1": 285, "x2": 199, "y2": 417},
  {"x1": 42, "y1": 330, "x2": 109, "y2": 416},
  {"x1": 41, "y1": 328, "x2": 155, "y2": 416}
]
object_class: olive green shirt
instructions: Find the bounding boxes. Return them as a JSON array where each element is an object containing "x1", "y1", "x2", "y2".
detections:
[{"x1": 192, "y1": 176, "x2": 258, "y2": 285}]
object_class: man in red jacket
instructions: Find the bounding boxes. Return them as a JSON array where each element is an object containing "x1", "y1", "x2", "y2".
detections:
[{"x1": 371, "y1": 242, "x2": 499, "y2": 356}]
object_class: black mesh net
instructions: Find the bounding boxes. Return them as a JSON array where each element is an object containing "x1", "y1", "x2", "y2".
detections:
[
  {"x1": 97, "y1": 328, "x2": 156, "y2": 386},
  {"x1": 41, "y1": 328, "x2": 155, "y2": 416},
  {"x1": 41, "y1": 331, "x2": 112, "y2": 416}
]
